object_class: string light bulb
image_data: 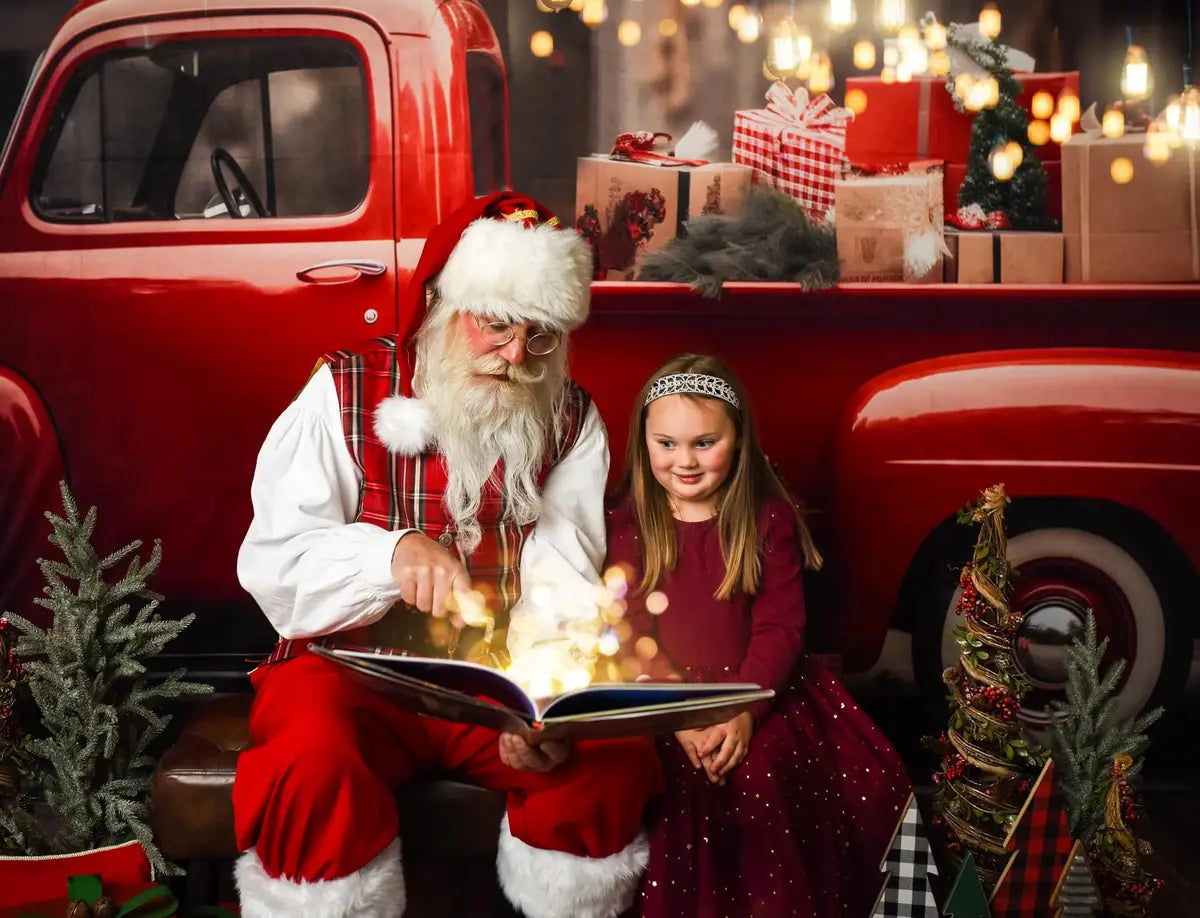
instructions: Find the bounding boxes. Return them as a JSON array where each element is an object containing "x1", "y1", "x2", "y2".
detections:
[
  {"x1": 736, "y1": 7, "x2": 762, "y2": 43},
  {"x1": 766, "y1": 16, "x2": 808, "y2": 78},
  {"x1": 876, "y1": 0, "x2": 905, "y2": 31},
  {"x1": 978, "y1": 3, "x2": 1001, "y2": 40},
  {"x1": 1120, "y1": 44, "x2": 1153, "y2": 101},
  {"x1": 828, "y1": 0, "x2": 856, "y2": 30}
]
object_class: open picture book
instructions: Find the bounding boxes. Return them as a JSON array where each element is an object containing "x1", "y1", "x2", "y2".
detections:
[{"x1": 310, "y1": 643, "x2": 773, "y2": 742}]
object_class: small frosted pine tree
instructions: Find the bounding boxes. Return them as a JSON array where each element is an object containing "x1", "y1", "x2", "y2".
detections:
[
  {"x1": 0, "y1": 483, "x2": 210, "y2": 874},
  {"x1": 945, "y1": 25, "x2": 1054, "y2": 230}
]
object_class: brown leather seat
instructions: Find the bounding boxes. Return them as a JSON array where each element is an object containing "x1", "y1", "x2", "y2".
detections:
[{"x1": 151, "y1": 694, "x2": 507, "y2": 862}]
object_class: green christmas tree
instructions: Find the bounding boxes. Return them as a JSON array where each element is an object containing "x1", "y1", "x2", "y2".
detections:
[
  {"x1": 0, "y1": 483, "x2": 211, "y2": 874},
  {"x1": 0, "y1": 616, "x2": 36, "y2": 852},
  {"x1": 1047, "y1": 612, "x2": 1162, "y2": 844},
  {"x1": 944, "y1": 852, "x2": 992, "y2": 918},
  {"x1": 945, "y1": 25, "x2": 1054, "y2": 230},
  {"x1": 926, "y1": 484, "x2": 1049, "y2": 892},
  {"x1": 1048, "y1": 614, "x2": 1163, "y2": 916}
]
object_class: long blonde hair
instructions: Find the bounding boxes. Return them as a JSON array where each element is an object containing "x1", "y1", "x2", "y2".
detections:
[{"x1": 620, "y1": 354, "x2": 822, "y2": 600}]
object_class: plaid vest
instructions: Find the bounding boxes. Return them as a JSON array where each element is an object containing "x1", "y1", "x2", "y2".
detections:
[{"x1": 324, "y1": 334, "x2": 590, "y2": 659}]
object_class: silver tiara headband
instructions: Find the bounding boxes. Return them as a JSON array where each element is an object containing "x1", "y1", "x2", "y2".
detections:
[{"x1": 645, "y1": 373, "x2": 740, "y2": 410}]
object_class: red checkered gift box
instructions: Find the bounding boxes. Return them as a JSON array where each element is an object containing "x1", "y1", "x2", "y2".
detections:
[{"x1": 733, "y1": 81, "x2": 854, "y2": 219}]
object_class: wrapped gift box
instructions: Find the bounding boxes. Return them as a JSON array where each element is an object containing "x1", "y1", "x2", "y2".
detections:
[
  {"x1": 575, "y1": 155, "x2": 752, "y2": 280},
  {"x1": 733, "y1": 82, "x2": 853, "y2": 220},
  {"x1": 944, "y1": 229, "x2": 1064, "y2": 283},
  {"x1": 844, "y1": 72, "x2": 1081, "y2": 166},
  {"x1": 1061, "y1": 132, "x2": 1200, "y2": 282},
  {"x1": 835, "y1": 162, "x2": 945, "y2": 283}
]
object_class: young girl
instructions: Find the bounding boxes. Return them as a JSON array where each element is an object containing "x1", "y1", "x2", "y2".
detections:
[{"x1": 606, "y1": 354, "x2": 912, "y2": 918}]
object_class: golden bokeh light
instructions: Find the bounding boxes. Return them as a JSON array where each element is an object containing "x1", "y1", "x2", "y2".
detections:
[
  {"x1": 852, "y1": 39, "x2": 876, "y2": 70},
  {"x1": 1030, "y1": 91, "x2": 1054, "y2": 120},
  {"x1": 978, "y1": 2, "x2": 1001, "y2": 39},
  {"x1": 1057, "y1": 91, "x2": 1081, "y2": 124},
  {"x1": 635, "y1": 636, "x2": 659, "y2": 660},
  {"x1": 1102, "y1": 108, "x2": 1126, "y2": 139},
  {"x1": 1027, "y1": 119, "x2": 1051, "y2": 146},
  {"x1": 529, "y1": 30, "x2": 554, "y2": 57},
  {"x1": 728, "y1": 3, "x2": 746, "y2": 29},
  {"x1": 659, "y1": 16, "x2": 679, "y2": 36},
  {"x1": 645, "y1": 591, "x2": 670, "y2": 615},
  {"x1": 924, "y1": 19, "x2": 947, "y2": 50},
  {"x1": 1003, "y1": 140, "x2": 1024, "y2": 168},
  {"x1": 988, "y1": 145, "x2": 1015, "y2": 181},
  {"x1": 928, "y1": 50, "x2": 950, "y2": 77},
  {"x1": 617, "y1": 19, "x2": 642, "y2": 45},
  {"x1": 845, "y1": 87, "x2": 869, "y2": 114},
  {"x1": 1049, "y1": 113, "x2": 1072, "y2": 144},
  {"x1": 1110, "y1": 156, "x2": 1134, "y2": 184}
]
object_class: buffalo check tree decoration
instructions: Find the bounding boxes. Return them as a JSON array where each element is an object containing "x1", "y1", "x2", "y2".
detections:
[
  {"x1": 990, "y1": 758, "x2": 1074, "y2": 916},
  {"x1": 1050, "y1": 840, "x2": 1100, "y2": 917},
  {"x1": 871, "y1": 791, "x2": 940, "y2": 917},
  {"x1": 944, "y1": 852, "x2": 992, "y2": 918}
]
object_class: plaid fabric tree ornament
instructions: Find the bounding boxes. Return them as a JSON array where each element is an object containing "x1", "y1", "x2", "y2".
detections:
[
  {"x1": 872, "y1": 792, "x2": 940, "y2": 917},
  {"x1": 991, "y1": 758, "x2": 1074, "y2": 916}
]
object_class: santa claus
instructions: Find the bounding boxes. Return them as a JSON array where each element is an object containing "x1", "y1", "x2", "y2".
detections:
[{"x1": 232, "y1": 192, "x2": 662, "y2": 918}]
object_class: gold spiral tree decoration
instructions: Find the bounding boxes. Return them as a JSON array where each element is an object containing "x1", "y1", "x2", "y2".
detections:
[{"x1": 926, "y1": 484, "x2": 1049, "y2": 890}]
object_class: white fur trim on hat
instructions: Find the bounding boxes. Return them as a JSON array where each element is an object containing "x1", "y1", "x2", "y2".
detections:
[
  {"x1": 436, "y1": 218, "x2": 593, "y2": 330},
  {"x1": 374, "y1": 395, "x2": 435, "y2": 455},
  {"x1": 496, "y1": 814, "x2": 648, "y2": 918},
  {"x1": 235, "y1": 837, "x2": 405, "y2": 918}
]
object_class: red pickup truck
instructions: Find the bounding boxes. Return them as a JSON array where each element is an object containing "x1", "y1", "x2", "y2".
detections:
[{"x1": 2, "y1": 0, "x2": 1198, "y2": 725}]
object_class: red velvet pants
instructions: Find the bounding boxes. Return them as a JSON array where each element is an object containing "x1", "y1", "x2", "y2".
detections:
[{"x1": 232, "y1": 652, "x2": 663, "y2": 881}]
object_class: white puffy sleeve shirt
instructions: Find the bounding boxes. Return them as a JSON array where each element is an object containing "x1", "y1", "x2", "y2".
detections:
[{"x1": 237, "y1": 365, "x2": 609, "y2": 676}]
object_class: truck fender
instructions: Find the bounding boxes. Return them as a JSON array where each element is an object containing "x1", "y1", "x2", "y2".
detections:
[{"x1": 831, "y1": 348, "x2": 1200, "y2": 719}]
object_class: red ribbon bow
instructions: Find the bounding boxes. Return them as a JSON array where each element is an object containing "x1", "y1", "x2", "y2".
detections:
[{"x1": 610, "y1": 131, "x2": 709, "y2": 167}]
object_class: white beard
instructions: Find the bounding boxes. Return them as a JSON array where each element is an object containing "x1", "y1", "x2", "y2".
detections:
[{"x1": 413, "y1": 313, "x2": 567, "y2": 554}]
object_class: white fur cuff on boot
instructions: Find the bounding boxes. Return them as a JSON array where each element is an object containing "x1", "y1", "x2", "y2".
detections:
[
  {"x1": 496, "y1": 815, "x2": 649, "y2": 918},
  {"x1": 235, "y1": 837, "x2": 406, "y2": 918}
]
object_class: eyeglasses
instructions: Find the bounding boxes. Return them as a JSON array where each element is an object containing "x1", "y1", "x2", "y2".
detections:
[{"x1": 475, "y1": 317, "x2": 561, "y2": 356}]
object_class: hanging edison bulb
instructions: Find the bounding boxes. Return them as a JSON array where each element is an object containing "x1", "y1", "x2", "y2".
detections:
[
  {"x1": 978, "y1": 3, "x2": 1001, "y2": 39},
  {"x1": 853, "y1": 40, "x2": 876, "y2": 70},
  {"x1": 1178, "y1": 86, "x2": 1200, "y2": 147},
  {"x1": 876, "y1": 0, "x2": 905, "y2": 31},
  {"x1": 580, "y1": 0, "x2": 606, "y2": 26},
  {"x1": 827, "y1": 0, "x2": 856, "y2": 30},
  {"x1": 569, "y1": 0, "x2": 585, "y2": 10},
  {"x1": 765, "y1": 16, "x2": 805, "y2": 77},
  {"x1": 530, "y1": 30, "x2": 554, "y2": 56},
  {"x1": 809, "y1": 52, "x2": 834, "y2": 92},
  {"x1": 1119, "y1": 45, "x2": 1152, "y2": 101},
  {"x1": 736, "y1": 6, "x2": 762, "y2": 43},
  {"x1": 540, "y1": 0, "x2": 573, "y2": 10}
]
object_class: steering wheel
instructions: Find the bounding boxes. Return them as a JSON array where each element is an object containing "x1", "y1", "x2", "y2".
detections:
[{"x1": 210, "y1": 148, "x2": 266, "y2": 218}]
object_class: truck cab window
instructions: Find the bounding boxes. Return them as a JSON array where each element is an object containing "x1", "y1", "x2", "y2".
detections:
[{"x1": 30, "y1": 37, "x2": 369, "y2": 223}]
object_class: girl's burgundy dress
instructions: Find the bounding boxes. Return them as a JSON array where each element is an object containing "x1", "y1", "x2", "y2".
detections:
[{"x1": 607, "y1": 499, "x2": 911, "y2": 918}]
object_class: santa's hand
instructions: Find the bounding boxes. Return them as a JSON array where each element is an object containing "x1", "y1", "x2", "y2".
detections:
[
  {"x1": 499, "y1": 732, "x2": 570, "y2": 772},
  {"x1": 391, "y1": 531, "x2": 471, "y2": 618}
]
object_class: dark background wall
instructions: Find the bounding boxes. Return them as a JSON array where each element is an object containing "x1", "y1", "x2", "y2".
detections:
[{"x1": 3, "y1": 0, "x2": 1198, "y2": 221}]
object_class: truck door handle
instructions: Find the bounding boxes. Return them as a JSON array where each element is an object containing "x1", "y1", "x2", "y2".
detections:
[{"x1": 297, "y1": 258, "x2": 388, "y2": 283}]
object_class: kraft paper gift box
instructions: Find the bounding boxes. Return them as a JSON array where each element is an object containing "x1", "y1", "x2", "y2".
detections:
[
  {"x1": 1061, "y1": 132, "x2": 1200, "y2": 283},
  {"x1": 944, "y1": 229, "x2": 1064, "y2": 283},
  {"x1": 733, "y1": 82, "x2": 853, "y2": 220},
  {"x1": 834, "y1": 162, "x2": 946, "y2": 283},
  {"x1": 575, "y1": 154, "x2": 752, "y2": 281}
]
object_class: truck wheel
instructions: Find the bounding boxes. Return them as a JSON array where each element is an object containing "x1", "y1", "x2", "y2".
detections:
[{"x1": 912, "y1": 513, "x2": 1188, "y2": 725}]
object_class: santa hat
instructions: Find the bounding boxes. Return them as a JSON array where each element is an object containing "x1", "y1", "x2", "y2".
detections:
[{"x1": 375, "y1": 191, "x2": 593, "y2": 455}]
